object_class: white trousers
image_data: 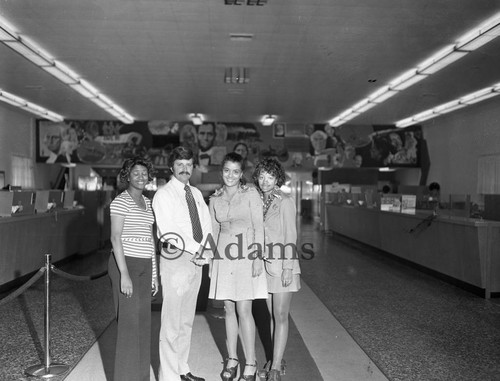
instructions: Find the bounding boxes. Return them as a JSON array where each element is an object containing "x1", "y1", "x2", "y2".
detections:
[{"x1": 158, "y1": 251, "x2": 202, "y2": 381}]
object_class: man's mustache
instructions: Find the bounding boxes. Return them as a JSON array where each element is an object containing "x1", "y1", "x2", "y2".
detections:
[{"x1": 179, "y1": 171, "x2": 191, "y2": 175}]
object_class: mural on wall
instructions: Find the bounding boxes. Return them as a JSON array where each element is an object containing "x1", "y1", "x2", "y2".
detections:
[
  {"x1": 301, "y1": 123, "x2": 422, "y2": 170},
  {"x1": 36, "y1": 120, "x2": 421, "y2": 173}
]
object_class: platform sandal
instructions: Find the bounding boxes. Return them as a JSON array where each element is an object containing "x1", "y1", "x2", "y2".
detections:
[
  {"x1": 221, "y1": 357, "x2": 239, "y2": 381},
  {"x1": 239, "y1": 361, "x2": 257, "y2": 381}
]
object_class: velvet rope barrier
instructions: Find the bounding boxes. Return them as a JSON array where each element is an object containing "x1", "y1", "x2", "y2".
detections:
[
  {"x1": 0, "y1": 267, "x2": 45, "y2": 307},
  {"x1": 50, "y1": 266, "x2": 108, "y2": 281}
]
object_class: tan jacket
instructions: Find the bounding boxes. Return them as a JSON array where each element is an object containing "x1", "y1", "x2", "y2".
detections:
[{"x1": 263, "y1": 191, "x2": 301, "y2": 277}]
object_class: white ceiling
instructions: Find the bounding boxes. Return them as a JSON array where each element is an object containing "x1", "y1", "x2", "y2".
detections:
[{"x1": 1, "y1": 0, "x2": 500, "y2": 126}]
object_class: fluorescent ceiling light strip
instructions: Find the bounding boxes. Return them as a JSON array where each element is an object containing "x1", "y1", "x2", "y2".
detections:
[
  {"x1": 0, "y1": 89, "x2": 63, "y2": 121},
  {"x1": 460, "y1": 90, "x2": 498, "y2": 105},
  {"x1": 0, "y1": 16, "x2": 134, "y2": 122},
  {"x1": 23, "y1": 102, "x2": 46, "y2": 114},
  {"x1": 330, "y1": 121, "x2": 345, "y2": 127},
  {"x1": 0, "y1": 93, "x2": 25, "y2": 107},
  {"x1": 390, "y1": 72, "x2": 427, "y2": 91},
  {"x1": 106, "y1": 108, "x2": 124, "y2": 118},
  {"x1": 370, "y1": 89, "x2": 398, "y2": 103},
  {"x1": 459, "y1": 87, "x2": 494, "y2": 102},
  {"x1": 45, "y1": 110, "x2": 65, "y2": 122},
  {"x1": 0, "y1": 27, "x2": 17, "y2": 40},
  {"x1": 456, "y1": 12, "x2": 500, "y2": 51},
  {"x1": 433, "y1": 100, "x2": 466, "y2": 114},
  {"x1": 482, "y1": 22, "x2": 500, "y2": 36},
  {"x1": 412, "y1": 109, "x2": 436, "y2": 122},
  {"x1": 389, "y1": 68, "x2": 419, "y2": 87},
  {"x1": 120, "y1": 116, "x2": 134, "y2": 124},
  {"x1": 367, "y1": 86, "x2": 399, "y2": 104},
  {"x1": 330, "y1": 14, "x2": 500, "y2": 127},
  {"x1": 0, "y1": 90, "x2": 27, "y2": 106},
  {"x1": 4, "y1": 41, "x2": 53, "y2": 66},
  {"x1": 395, "y1": 117, "x2": 415, "y2": 128},
  {"x1": 18, "y1": 36, "x2": 54, "y2": 64},
  {"x1": 89, "y1": 97, "x2": 111, "y2": 109},
  {"x1": 351, "y1": 99, "x2": 377, "y2": 113},
  {"x1": 120, "y1": 112, "x2": 134, "y2": 123},
  {"x1": 416, "y1": 45, "x2": 454, "y2": 70},
  {"x1": 105, "y1": 108, "x2": 133, "y2": 124},
  {"x1": 456, "y1": 32, "x2": 498, "y2": 51},
  {"x1": 69, "y1": 83, "x2": 96, "y2": 98},
  {"x1": 417, "y1": 50, "x2": 467, "y2": 75},
  {"x1": 78, "y1": 79, "x2": 99, "y2": 95},
  {"x1": 355, "y1": 101, "x2": 377, "y2": 113},
  {"x1": 96, "y1": 94, "x2": 114, "y2": 106},
  {"x1": 0, "y1": 17, "x2": 19, "y2": 40},
  {"x1": 338, "y1": 108, "x2": 355, "y2": 119},
  {"x1": 337, "y1": 113, "x2": 358, "y2": 123},
  {"x1": 43, "y1": 65, "x2": 79, "y2": 84},
  {"x1": 328, "y1": 116, "x2": 342, "y2": 126},
  {"x1": 111, "y1": 105, "x2": 127, "y2": 115},
  {"x1": 52, "y1": 62, "x2": 80, "y2": 80},
  {"x1": 395, "y1": 82, "x2": 500, "y2": 127}
]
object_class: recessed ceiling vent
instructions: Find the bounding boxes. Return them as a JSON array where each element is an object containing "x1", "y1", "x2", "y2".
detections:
[
  {"x1": 225, "y1": 0, "x2": 268, "y2": 5},
  {"x1": 224, "y1": 67, "x2": 250, "y2": 84},
  {"x1": 230, "y1": 33, "x2": 254, "y2": 42}
]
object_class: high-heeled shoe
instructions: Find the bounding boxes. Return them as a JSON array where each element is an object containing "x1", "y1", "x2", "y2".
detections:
[
  {"x1": 257, "y1": 360, "x2": 271, "y2": 379},
  {"x1": 239, "y1": 362, "x2": 257, "y2": 381},
  {"x1": 221, "y1": 357, "x2": 239, "y2": 381},
  {"x1": 266, "y1": 369, "x2": 281, "y2": 381},
  {"x1": 279, "y1": 359, "x2": 286, "y2": 375}
]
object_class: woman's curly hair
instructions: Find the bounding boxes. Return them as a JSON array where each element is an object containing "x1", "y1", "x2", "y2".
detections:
[
  {"x1": 253, "y1": 157, "x2": 286, "y2": 188},
  {"x1": 118, "y1": 156, "x2": 155, "y2": 184}
]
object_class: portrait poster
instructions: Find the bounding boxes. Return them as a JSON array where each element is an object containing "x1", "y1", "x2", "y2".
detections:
[{"x1": 273, "y1": 123, "x2": 286, "y2": 138}]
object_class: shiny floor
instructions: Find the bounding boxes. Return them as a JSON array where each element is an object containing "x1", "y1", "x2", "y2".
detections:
[{"x1": 1, "y1": 218, "x2": 500, "y2": 381}]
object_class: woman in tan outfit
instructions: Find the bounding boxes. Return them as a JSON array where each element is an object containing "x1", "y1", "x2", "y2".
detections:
[
  {"x1": 253, "y1": 158, "x2": 301, "y2": 381},
  {"x1": 209, "y1": 152, "x2": 267, "y2": 381}
]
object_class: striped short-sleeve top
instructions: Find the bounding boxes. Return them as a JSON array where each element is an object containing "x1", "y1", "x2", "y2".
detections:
[{"x1": 110, "y1": 191, "x2": 155, "y2": 259}]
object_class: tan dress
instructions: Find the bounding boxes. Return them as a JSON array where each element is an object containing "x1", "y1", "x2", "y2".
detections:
[{"x1": 208, "y1": 185, "x2": 268, "y2": 301}]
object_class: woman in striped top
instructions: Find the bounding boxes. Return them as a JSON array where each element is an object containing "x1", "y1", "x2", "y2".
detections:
[{"x1": 108, "y1": 156, "x2": 158, "y2": 381}]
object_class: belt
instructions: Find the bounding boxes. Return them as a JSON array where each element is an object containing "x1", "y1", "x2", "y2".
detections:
[{"x1": 161, "y1": 242, "x2": 179, "y2": 250}]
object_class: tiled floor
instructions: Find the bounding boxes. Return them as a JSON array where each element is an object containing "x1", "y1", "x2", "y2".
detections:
[{"x1": 1, "y1": 218, "x2": 500, "y2": 381}]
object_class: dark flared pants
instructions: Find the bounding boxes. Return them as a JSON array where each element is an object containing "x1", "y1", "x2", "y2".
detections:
[{"x1": 108, "y1": 255, "x2": 152, "y2": 381}]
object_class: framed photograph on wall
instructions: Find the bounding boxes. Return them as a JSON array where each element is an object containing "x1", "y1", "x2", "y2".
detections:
[{"x1": 273, "y1": 123, "x2": 286, "y2": 138}]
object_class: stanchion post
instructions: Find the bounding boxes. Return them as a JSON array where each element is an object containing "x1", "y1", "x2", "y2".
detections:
[{"x1": 25, "y1": 254, "x2": 70, "y2": 378}]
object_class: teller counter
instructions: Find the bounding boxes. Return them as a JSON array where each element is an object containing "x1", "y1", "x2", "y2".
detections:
[
  {"x1": 0, "y1": 190, "x2": 115, "y2": 290},
  {"x1": 325, "y1": 204, "x2": 500, "y2": 298}
]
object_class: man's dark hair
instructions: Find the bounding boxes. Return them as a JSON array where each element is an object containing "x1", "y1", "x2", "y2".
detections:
[
  {"x1": 428, "y1": 182, "x2": 440, "y2": 192},
  {"x1": 169, "y1": 146, "x2": 194, "y2": 168}
]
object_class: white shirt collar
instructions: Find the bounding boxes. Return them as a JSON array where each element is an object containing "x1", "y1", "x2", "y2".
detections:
[{"x1": 170, "y1": 175, "x2": 191, "y2": 190}]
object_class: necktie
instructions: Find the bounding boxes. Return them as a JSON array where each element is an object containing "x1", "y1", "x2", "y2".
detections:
[{"x1": 185, "y1": 184, "x2": 203, "y2": 243}]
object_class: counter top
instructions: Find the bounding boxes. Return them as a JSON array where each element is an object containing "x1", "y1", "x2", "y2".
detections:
[{"x1": 325, "y1": 203, "x2": 500, "y2": 227}]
